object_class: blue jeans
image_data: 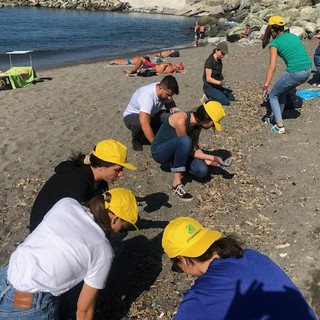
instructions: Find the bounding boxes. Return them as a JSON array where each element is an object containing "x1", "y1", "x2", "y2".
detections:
[
  {"x1": 151, "y1": 136, "x2": 209, "y2": 178},
  {"x1": 203, "y1": 86, "x2": 235, "y2": 106},
  {"x1": 269, "y1": 69, "x2": 311, "y2": 123},
  {"x1": 0, "y1": 265, "x2": 59, "y2": 319},
  {"x1": 314, "y1": 44, "x2": 320, "y2": 74}
]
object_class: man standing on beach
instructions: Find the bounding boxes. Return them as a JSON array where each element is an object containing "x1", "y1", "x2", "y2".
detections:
[{"x1": 123, "y1": 75, "x2": 179, "y2": 151}]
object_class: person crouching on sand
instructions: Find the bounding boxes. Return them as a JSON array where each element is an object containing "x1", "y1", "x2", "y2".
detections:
[
  {"x1": 151, "y1": 101, "x2": 230, "y2": 202},
  {"x1": 162, "y1": 217, "x2": 317, "y2": 320},
  {"x1": 0, "y1": 188, "x2": 139, "y2": 320},
  {"x1": 30, "y1": 139, "x2": 136, "y2": 232}
]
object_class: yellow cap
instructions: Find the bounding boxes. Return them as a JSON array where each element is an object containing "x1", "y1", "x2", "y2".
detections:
[
  {"x1": 162, "y1": 217, "x2": 222, "y2": 258},
  {"x1": 92, "y1": 139, "x2": 136, "y2": 171},
  {"x1": 268, "y1": 16, "x2": 285, "y2": 26},
  {"x1": 104, "y1": 188, "x2": 138, "y2": 229},
  {"x1": 203, "y1": 101, "x2": 226, "y2": 132}
]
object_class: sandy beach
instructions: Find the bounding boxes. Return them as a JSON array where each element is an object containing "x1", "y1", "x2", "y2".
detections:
[{"x1": 0, "y1": 40, "x2": 319, "y2": 319}]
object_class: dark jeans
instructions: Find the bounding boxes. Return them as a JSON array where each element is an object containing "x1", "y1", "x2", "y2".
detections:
[
  {"x1": 124, "y1": 110, "x2": 169, "y2": 141},
  {"x1": 203, "y1": 85, "x2": 235, "y2": 106},
  {"x1": 151, "y1": 136, "x2": 210, "y2": 178}
]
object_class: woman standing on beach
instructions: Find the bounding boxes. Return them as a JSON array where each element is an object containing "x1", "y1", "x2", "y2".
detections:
[
  {"x1": 203, "y1": 42, "x2": 235, "y2": 106},
  {"x1": 151, "y1": 101, "x2": 229, "y2": 202},
  {"x1": 162, "y1": 217, "x2": 317, "y2": 319},
  {"x1": 262, "y1": 16, "x2": 312, "y2": 134},
  {"x1": 0, "y1": 188, "x2": 138, "y2": 320}
]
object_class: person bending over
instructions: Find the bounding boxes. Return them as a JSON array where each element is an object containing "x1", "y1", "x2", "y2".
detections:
[
  {"x1": 203, "y1": 42, "x2": 235, "y2": 106},
  {"x1": 30, "y1": 139, "x2": 136, "y2": 231},
  {"x1": 151, "y1": 101, "x2": 228, "y2": 201},
  {"x1": 262, "y1": 16, "x2": 312, "y2": 134},
  {"x1": 0, "y1": 188, "x2": 139, "y2": 320},
  {"x1": 162, "y1": 217, "x2": 317, "y2": 320},
  {"x1": 123, "y1": 75, "x2": 179, "y2": 151}
]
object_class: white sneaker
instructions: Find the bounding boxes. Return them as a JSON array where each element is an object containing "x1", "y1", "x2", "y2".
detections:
[
  {"x1": 313, "y1": 83, "x2": 320, "y2": 88},
  {"x1": 200, "y1": 93, "x2": 209, "y2": 104}
]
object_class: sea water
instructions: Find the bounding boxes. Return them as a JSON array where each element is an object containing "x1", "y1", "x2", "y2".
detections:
[{"x1": 0, "y1": 7, "x2": 196, "y2": 70}]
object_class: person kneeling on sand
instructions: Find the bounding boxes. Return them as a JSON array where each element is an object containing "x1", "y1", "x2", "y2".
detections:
[
  {"x1": 0, "y1": 188, "x2": 139, "y2": 320},
  {"x1": 123, "y1": 75, "x2": 180, "y2": 151},
  {"x1": 162, "y1": 217, "x2": 318, "y2": 320},
  {"x1": 30, "y1": 139, "x2": 136, "y2": 232},
  {"x1": 151, "y1": 101, "x2": 230, "y2": 201},
  {"x1": 203, "y1": 42, "x2": 235, "y2": 106}
]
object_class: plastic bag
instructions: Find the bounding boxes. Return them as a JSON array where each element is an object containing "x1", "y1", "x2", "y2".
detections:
[{"x1": 295, "y1": 89, "x2": 320, "y2": 100}]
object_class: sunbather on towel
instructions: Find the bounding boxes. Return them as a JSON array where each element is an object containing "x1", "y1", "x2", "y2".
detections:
[
  {"x1": 124, "y1": 56, "x2": 184, "y2": 75},
  {"x1": 152, "y1": 50, "x2": 180, "y2": 58},
  {"x1": 109, "y1": 56, "x2": 150, "y2": 65}
]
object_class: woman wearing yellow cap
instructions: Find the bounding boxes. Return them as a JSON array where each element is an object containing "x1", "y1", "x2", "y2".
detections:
[
  {"x1": 151, "y1": 101, "x2": 231, "y2": 201},
  {"x1": 0, "y1": 188, "x2": 138, "y2": 320},
  {"x1": 30, "y1": 139, "x2": 136, "y2": 232},
  {"x1": 262, "y1": 16, "x2": 312, "y2": 134},
  {"x1": 162, "y1": 217, "x2": 317, "y2": 320}
]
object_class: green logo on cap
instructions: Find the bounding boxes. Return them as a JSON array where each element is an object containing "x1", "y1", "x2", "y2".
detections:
[{"x1": 186, "y1": 224, "x2": 196, "y2": 234}]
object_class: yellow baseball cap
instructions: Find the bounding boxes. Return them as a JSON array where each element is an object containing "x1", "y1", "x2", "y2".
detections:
[
  {"x1": 162, "y1": 217, "x2": 222, "y2": 258},
  {"x1": 268, "y1": 16, "x2": 285, "y2": 26},
  {"x1": 104, "y1": 188, "x2": 138, "y2": 229},
  {"x1": 92, "y1": 139, "x2": 136, "y2": 171},
  {"x1": 203, "y1": 101, "x2": 226, "y2": 132}
]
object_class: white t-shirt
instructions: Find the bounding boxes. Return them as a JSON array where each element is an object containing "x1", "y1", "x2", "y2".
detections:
[
  {"x1": 8, "y1": 198, "x2": 114, "y2": 296},
  {"x1": 123, "y1": 82, "x2": 169, "y2": 118}
]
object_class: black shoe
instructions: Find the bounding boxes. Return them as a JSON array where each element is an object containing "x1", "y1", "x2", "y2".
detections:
[
  {"x1": 132, "y1": 138, "x2": 143, "y2": 151},
  {"x1": 172, "y1": 184, "x2": 193, "y2": 202}
]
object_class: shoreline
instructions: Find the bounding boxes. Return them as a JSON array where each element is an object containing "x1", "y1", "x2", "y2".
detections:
[{"x1": 0, "y1": 41, "x2": 319, "y2": 318}]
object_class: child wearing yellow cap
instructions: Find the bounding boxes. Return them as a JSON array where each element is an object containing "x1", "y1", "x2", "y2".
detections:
[
  {"x1": 151, "y1": 101, "x2": 231, "y2": 201},
  {"x1": 162, "y1": 217, "x2": 317, "y2": 319},
  {"x1": 0, "y1": 188, "x2": 138, "y2": 320}
]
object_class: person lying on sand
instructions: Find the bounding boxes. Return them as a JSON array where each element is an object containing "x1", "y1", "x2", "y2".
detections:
[
  {"x1": 123, "y1": 56, "x2": 184, "y2": 75},
  {"x1": 109, "y1": 55, "x2": 150, "y2": 65},
  {"x1": 152, "y1": 50, "x2": 180, "y2": 58}
]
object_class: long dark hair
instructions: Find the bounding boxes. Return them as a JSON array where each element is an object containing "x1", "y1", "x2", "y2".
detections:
[
  {"x1": 82, "y1": 193, "x2": 113, "y2": 237},
  {"x1": 193, "y1": 104, "x2": 212, "y2": 123},
  {"x1": 70, "y1": 152, "x2": 118, "y2": 168},
  {"x1": 262, "y1": 24, "x2": 285, "y2": 49}
]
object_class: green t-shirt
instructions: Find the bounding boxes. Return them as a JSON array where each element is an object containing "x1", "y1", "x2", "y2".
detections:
[{"x1": 270, "y1": 32, "x2": 312, "y2": 73}]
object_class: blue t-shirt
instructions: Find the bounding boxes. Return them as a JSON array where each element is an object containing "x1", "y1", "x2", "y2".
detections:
[{"x1": 174, "y1": 249, "x2": 317, "y2": 320}]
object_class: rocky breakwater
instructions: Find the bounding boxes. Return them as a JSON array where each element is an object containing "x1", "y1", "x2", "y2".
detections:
[
  {"x1": 196, "y1": 0, "x2": 320, "y2": 42},
  {"x1": 0, "y1": 0, "x2": 130, "y2": 11}
]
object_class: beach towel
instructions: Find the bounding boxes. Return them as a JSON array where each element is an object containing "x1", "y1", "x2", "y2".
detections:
[
  {"x1": 296, "y1": 89, "x2": 320, "y2": 100},
  {"x1": 0, "y1": 67, "x2": 36, "y2": 89}
]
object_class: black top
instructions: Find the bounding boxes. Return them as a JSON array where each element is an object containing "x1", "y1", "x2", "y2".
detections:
[
  {"x1": 203, "y1": 54, "x2": 223, "y2": 89},
  {"x1": 29, "y1": 161, "x2": 107, "y2": 232}
]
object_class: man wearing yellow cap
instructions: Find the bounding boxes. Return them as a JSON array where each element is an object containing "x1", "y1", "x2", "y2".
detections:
[
  {"x1": 162, "y1": 217, "x2": 317, "y2": 319},
  {"x1": 30, "y1": 139, "x2": 136, "y2": 231},
  {"x1": 151, "y1": 101, "x2": 230, "y2": 201}
]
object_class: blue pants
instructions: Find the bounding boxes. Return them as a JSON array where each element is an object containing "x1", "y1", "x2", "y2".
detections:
[
  {"x1": 151, "y1": 136, "x2": 209, "y2": 178},
  {"x1": 0, "y1": 265, "x2": 59, "y2": 319},
  {"x1": 314, "y1": 44, "x2": 320, "y2": 74},
  {"x1": 269, "y1": 69, "x2": 311, "y2": 123},
  {"x1": 203, "y1": 86, "x2": 235, "y2": 106}
]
